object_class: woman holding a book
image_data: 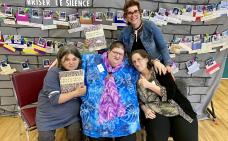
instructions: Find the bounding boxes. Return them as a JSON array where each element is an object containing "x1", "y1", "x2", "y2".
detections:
[
  {"x1": 130, "y1": 49, "x2": 198, "y2": 141},
  {"x1": 36, "y1": 45, "x2": 86, "y2": 141},
  {"x1": 119, "y1": 0, "x2": 172, "y2": 75},
  {"x1": 80, "y1": 41, "x2": 140, "y2": 141}
]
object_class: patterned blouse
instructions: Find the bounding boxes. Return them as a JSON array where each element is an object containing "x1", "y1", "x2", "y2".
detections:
[
  {"x1": 80, "y1": 54, "x2": 141, "y2": 138},
  {"x1": 137, "y1": 69, "x2": 193, "y2": 123}
]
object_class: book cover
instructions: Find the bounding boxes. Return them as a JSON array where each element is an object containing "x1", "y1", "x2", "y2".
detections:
[
  {"x1": 84, "y1": 24, "x2": 107, "y2": 51},
  {"x1": 79, "y1": 10, "x2": 93, "y2": 24},
  {"x1": 59, "y1": 69, "x2": 84, "y2": 93}
]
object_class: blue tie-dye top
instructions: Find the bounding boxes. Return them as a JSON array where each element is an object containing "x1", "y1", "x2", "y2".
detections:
[{"x1": 80, "y1": 53, "x2": 140, "y2": 138}]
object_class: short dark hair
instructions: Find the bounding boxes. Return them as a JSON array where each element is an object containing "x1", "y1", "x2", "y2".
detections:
[
  {"x1": 57, "y1": 45, "x2": 82, "y2": 69},
  {"x1": 109, "y1": 40, "x2": 125, "y2": 53},
  {"x1": 123, "y1": 0, "x2": 141, "y2": 18},
  {"x1": 131, "y1": 49, "x2": 153, "y2": 69}
]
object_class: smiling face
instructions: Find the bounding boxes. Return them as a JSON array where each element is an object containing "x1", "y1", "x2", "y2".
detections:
[
  {"x1": 107, "y1": 47, "x2": 125, "y2": 68},
  {"x1": 131, "y1": 52, "x2": 149, "y2": 73},
  {"x1": 61, "y1": 53, "x2": 80, "y2": 71},
  {"x1": 125, "y1": 5, "x2": 142, "y2": 28}
]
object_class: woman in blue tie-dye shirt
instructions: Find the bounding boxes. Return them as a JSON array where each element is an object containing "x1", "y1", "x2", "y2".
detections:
[{"x1": 81, "y1": 41, "x2": 140, "y2": 141}]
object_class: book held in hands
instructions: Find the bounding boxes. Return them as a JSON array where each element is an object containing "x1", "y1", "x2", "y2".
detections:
[{"x1": 59, "y1": 69, "x2": 84, "y2": 93}]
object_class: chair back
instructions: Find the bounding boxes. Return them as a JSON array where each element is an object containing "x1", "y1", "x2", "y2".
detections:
[{"x1": 12, "y1": 68, "x2": 48, "y2": 108}]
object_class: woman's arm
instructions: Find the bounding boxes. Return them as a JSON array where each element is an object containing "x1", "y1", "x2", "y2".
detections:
[
  {"x1": 58, "y1": 85, "x2": 86, "y2": 104},
  {"x1": 48, "y1": 59, "x2": 57, "y2": 70},
  {"x1": 44, "y1": 68, "x2": 86, "y2": 105},
  {"x1": 138, "y1": 75, "x2": 163, "y2": 96},
  {"x1": 141, "y1": 104, "x2": 156, "y2": 119},
  {"x1": 150, "y1": 21, "x2": 172, "y2": 66},
  {"x1": 151, "y1": 59, "x2": 167, "y2": 75}
]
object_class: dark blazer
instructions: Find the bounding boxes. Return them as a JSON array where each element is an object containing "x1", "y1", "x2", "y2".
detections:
[{"x1": 156, "y1": 73, "x2": 197, "y2": 119}]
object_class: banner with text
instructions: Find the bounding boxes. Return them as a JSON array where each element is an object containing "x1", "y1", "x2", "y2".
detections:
[{"x1": 26, "y1": 0, "x2": 92, "y2": 7}]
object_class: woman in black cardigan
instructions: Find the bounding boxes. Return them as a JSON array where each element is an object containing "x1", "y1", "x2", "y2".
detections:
[{"x1": 131, "y1": 49, "x2": 198, "y2": 141}]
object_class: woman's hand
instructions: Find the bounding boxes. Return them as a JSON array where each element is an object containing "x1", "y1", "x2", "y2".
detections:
[
  {"x1": 138, "y1": 75, "x2": 152, "y2": 89},
  {"x1": 74, "y1": 85, "x2": 86, "y2": 97},
  {"x1": 139, "y1": 75, "x2": 163, "y2": 96},
  {"x1": 145, "y1": 108, "x2": 156, "y2": 119},
  {"x1": 152, "y1": 59, "x2": 167, "y2": 75},
  {"x1": 58, "y1": 85, "x2": 86, "y2": 104},
  {"x1": 166, "y1": 65, "x2": 172, "y2": 73},
  {"x1": 166, "y1": 65, "x2": 175, "y2": 80},
  {"x1": 141, "y1": 105, "x2": 156, "y2": 119},
  {"x1": 84, "y1": 39, "x2": 90, "y2": 48}
]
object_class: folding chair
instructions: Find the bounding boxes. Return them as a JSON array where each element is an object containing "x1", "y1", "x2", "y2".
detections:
[{"x1": 12, "y1": 68, "x2": 48, "y2": 141}]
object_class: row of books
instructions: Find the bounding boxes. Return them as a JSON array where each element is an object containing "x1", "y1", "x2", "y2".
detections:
[
  {"x1": 0, "y1": 6, "x2": 123, "y2": 30},
  {"x1": 170, "y1": 31, "x2": 228, "y2": 54},
  {"x1": 1, "y1": 27, "x2": 227, "y2": 55},
  {"x1": 0, "y1": 24, "x2": 107, "y2": 54},
  {"x1": 146, "y1": 1, "x2": 228, "y2": 26},
  {"x1": 1, "y1": 1, "x2": 227, "y2": 29}
]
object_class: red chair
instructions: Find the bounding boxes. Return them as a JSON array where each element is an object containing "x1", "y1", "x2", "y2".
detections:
[{"x1": 12, "y1": 68, "x2": 48, "y2": 141}]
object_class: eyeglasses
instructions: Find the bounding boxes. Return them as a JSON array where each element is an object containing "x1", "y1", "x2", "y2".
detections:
[
  {"x1": 126, "y1": 10, "x2": 140, "y2": 16},
  {"x1": 111, "y1": 50, "x2": 124, "y2": 57}
]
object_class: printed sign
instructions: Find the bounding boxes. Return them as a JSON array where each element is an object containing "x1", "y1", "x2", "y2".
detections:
[{"x1": 26, "y1": 0, "x2": 91, "y2": 7}]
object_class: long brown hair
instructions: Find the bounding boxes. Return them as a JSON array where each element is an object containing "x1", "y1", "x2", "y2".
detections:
[{"x1": 131, "y1": 49, "x2": 153, "y2": 70}]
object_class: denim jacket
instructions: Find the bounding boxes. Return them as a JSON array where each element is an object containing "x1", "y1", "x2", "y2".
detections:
[{"x1": 119, "y1": 20, "x2": 172, "y2": 65}]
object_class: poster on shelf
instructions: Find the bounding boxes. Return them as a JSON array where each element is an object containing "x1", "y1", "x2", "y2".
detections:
[{"x1": 84, "y1": 24, "x2": 107, "y2": 51}]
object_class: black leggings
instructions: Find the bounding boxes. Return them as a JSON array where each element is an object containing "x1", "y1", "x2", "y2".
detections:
[
  {"x1": 145, "y1": 114, "x2": 198, "y2": 141},
  {"x1": 38, "y1": 121, "x2": 82, "y2": 141},
  {"x1": 88, "y1": 133, "x2": 136, "y2": 141}
]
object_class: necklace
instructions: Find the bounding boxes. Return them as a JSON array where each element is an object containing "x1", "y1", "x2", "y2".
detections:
[{"x1": 134, "y1": 22, "x2": 143, "y2": 42}]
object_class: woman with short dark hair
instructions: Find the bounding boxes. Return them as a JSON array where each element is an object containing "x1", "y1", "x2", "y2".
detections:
[
  {"x1": 120, "y1": 0, "x2": 172, "y2": 75},
  {"x1": 81, "y1": 41, "x2": 140, "y2": 141},
  {"x1": 36, "y1": 45, "x2": 86, "y2": 141}
]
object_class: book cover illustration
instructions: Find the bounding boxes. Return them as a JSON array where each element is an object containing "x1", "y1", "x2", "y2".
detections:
[
  {"x1": 16, "y1": 7, "x2": 29, "y2": 22},
  {"x1": 59, "y1": 69, "x2": 84, "y2": 93},
  {"x1": 186, "y1": 59, "x2": 200, "y2": 74},
  {"x1": 205, "y1": 58, "x2": 220, "y2": 74},
  {"x1": 68, "y1": 13, "x2": 80, "y2": 29},
  {"x1": 84, "y1": 24, "x2": 107, "y2": 51},
  {"x1": 105, "y1": 11, "x2": 114, "y2": 21},
  {"x1": 80, "y1": 10, "x2": 93, "y2": 24}
]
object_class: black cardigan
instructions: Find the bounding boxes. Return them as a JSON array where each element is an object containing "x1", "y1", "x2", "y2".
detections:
[{"x1": 156, "y1": 73, "x2": 197, "y2": 119}]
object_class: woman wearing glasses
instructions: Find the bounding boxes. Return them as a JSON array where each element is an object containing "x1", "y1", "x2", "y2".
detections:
[
  {"x1": 119, "y1": 0, "x2": 172, "y2": 75},
  {"x1": 80, "y1": 41, "x2": 140, "y2": 141}
]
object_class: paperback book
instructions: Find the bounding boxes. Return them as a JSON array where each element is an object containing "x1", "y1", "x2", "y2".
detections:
[
  {"x1": 84, "y1": 24, "x2": 107, "y2": 51},
  {"x1": 59, "y1": 69, "x2": 84, "y2": 93}
]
